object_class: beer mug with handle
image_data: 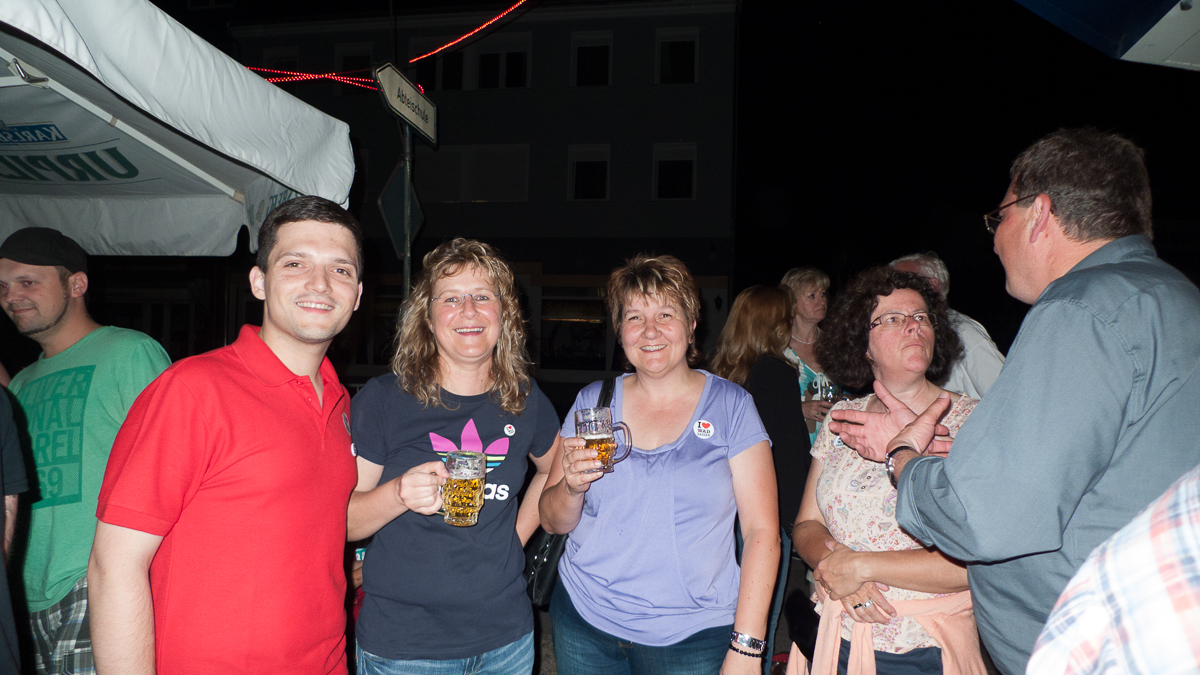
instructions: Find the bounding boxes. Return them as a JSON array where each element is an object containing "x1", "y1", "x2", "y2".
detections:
[
  {"x1": 574, "y1": 407, "x2": 632, "y2": 473},
  {"x1": 440, "y1": 450, "x2": 486, "y2": 526}
]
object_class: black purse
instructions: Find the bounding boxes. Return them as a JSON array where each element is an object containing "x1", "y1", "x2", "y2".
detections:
[{"x1": 524, "y1": 377, "x2": 615, "y2": 608}]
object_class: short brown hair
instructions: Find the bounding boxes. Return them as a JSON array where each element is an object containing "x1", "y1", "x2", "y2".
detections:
[
  {"x1": 1010, "y1": 128, "x2": 1152, "y2": 242},
  {"x1": 709, "y1": 286, "x2": 791, "y2": 385},
  {"x1": 256, "y1": 196, "x2": 364, "y2": 273},
  {"x1": 607, "y1": 254, "x2": 702, "y2": 367},
  {"x1": 815, "y1": 267, "x2": 961, "y2": 389},
  {"x1": 391, "y1": 238, "x2": 532, "y2": 414}
]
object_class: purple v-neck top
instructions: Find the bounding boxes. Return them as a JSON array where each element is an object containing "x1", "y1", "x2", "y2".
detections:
[{"x1": 557, "y1": 371, "x2": 769, "y2": 645}]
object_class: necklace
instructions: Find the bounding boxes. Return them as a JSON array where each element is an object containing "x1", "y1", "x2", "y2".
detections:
[{"x1": 791, "y1": 329, "x2": 819, "y2": 345}]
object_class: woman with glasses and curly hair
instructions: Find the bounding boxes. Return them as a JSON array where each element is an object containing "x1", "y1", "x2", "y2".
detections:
[
  {"x1": 540, "y1": 254, "x2": 780, "y2": 675},
  {"x1": 347, "y1": 238, "x2": 562, "y2": 675},
  {"x1": 788, "y1": 267, "x2": 984, "y2": 675}
]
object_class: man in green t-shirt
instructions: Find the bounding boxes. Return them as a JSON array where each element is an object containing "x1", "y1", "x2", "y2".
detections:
[{"x1": 0, "y1": 228, "x2": 169, "y2": 675}]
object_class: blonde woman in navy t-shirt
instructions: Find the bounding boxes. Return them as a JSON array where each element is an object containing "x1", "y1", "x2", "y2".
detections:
[
  {"x1": 539, "y1": 254, "x2": 780, "y2": 675},
  {"x1": 348, "y1": 239, "x2": 562, "y2": 674}
]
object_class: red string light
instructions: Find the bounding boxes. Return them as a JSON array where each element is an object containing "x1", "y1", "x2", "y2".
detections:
[
  {"x1": 408, "y1": 0, "x2": 529, "y2": 64},
  {"x1": 247, "y1": 66, "x2": 380, "y2": 90}
]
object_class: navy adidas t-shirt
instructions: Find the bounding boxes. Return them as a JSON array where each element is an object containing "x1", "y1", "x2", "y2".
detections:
[{"x1": 351, "y1": 374, "x2": 559, "y2": 661}]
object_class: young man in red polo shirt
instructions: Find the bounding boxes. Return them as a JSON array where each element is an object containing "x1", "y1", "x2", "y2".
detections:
[{"x1": 87, "y1": 196, "x2": 364, "y2": 675}]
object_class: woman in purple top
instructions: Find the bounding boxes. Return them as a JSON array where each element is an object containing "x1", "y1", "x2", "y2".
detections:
[{"x1": 539, "y1": 254, "x2": 780, "y2": 675}]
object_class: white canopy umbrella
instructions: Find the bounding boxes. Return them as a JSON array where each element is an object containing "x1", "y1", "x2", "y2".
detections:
[{"x1": 0, "y1": 0, "x2": 354, "y2": 255}]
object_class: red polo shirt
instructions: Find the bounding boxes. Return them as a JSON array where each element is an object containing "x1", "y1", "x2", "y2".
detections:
[{"x1": 98, "y1": 325, "x2": 357, "y2": 674}]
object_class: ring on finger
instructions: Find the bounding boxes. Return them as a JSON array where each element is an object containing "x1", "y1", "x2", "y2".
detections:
[
  {"x1": 851, "y1": 602, "x2": 864, "y2": 609},
  {"x1": 862, "y1": 599, "x2": 874, "y2": 608}
]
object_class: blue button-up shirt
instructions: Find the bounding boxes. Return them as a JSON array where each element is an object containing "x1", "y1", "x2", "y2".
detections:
[{"x1": 896, "y1": 235, "x2": 1200, "y2": 675}]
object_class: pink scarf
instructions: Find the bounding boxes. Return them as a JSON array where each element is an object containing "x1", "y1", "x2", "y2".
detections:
[{"x1": 786, "y1": 584, "x2": 985, "y2": 675}]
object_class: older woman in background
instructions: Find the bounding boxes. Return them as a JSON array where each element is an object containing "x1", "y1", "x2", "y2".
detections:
[
  {"x1": 541, "y1": 254, "x2": 779, "y2": 675},
  {"x1": 790, "y1": 267, "x2": 982, "y2": 675},
  {"x1": 779, "y1": 267, "x2": 834, "y2": 444},
  {"x1": 710, "y1": 285, "x2": 811, "y2": 535},
  {"x1": 348, "y1": 238, "x2": 561, "y2": 674}
]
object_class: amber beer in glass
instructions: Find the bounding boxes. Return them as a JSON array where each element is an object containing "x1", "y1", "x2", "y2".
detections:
[
  {"x1": 441, "y1": 451, "x2": 486, "y2": 526},
  {"x1": 574, "y1": 407, "x2": 632, "y2": 473}
]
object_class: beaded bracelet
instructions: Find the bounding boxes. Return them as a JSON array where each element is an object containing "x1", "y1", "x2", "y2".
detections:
[{"x1": 728, "y1": 644, "x2": 764, "y2": 659}]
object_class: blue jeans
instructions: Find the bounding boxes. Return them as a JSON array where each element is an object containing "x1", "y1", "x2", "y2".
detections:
[
  {"x1": 550, "y1": 579, "x2": 731, "y2": 675},
  {"x1": 357, "y1": 632, "x2": 534, "y2": 675}
]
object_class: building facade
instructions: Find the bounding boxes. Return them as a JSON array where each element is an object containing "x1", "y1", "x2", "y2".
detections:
[{"x1": 230, "y1": 0, "x2": 738, "y2": 396}]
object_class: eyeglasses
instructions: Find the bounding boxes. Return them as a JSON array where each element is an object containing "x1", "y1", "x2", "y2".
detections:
[
  {"x1": 982, "y1": 194, "x2": 1037, "y2": 235},
  {"x1": 433, "y1": 292, "x2": 500, "y2": 308},
  {"x1": 869, "y1": 311, "x2": 936, "y2": 331}
]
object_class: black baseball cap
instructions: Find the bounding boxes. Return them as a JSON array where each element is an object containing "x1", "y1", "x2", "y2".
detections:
[{"x1": 0, "y1": 227, "x2": 88, "y2": 274}]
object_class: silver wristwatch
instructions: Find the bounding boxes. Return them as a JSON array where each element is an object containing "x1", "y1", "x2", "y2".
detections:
[
  {"x1": 886, "y1": 446, "x2": 914, "y2": 488},
  {"x1": 730, "y1": 631, "x2": 765, "y2": 652}
]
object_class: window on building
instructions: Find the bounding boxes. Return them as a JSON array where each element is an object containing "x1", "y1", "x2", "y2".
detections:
[
  {"x1": 478, "y1": 51, "x2": 528, "y2": 89},
  {"x1": 409, "y1": 33, "x2": 528, "y2": 91},
  {"x1": 478, "y1": 53, "x2": 501, "y2": 89},
  {"x1": 443, "y1": 52, "x2": 464, "y2": 90},
  {"x1": 572, "y1": 32, "x2": 612, "y2": 87},
  {"x1": 653, "y1": 143, "x2": 697, "y2": 200},
  {"x1": 656, "y1": 28, "x2": 699, "y2": 84},
  {"x1": 505, "y1": 52, "x2": 528, "y2": 88},
  {"x1": 568, "y1": 145, "x2": 610, "y2": 200},
  {"x1": 335, "y1": 43, "x2": 373, "y2": 96},
  {"x1": 415, "y1": 145, "x2": 530, "y2": 203}
]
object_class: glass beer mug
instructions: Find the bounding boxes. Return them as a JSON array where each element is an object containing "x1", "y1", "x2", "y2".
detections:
[
  {"x1": 440, "y1": 450, "x2": 486, "y2": 527},
  {"x1": 574, "y1": 407, "x2": 632, "y2": 473},
  {"x1": 810, "y1": 373, "x2": 844, "y2": 404}
]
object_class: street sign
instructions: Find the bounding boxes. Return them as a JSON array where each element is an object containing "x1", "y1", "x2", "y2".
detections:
[
  {"x1": 374, "y1": 63, "x2": 437, "y2": 145},
  {"x1": 378, "y1": 157, "x2": 424, "y2": 260}
]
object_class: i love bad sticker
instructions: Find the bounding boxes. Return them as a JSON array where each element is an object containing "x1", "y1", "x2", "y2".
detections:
[{"x1": 693, "y1": 419, "x2": 714, "y2": 439}]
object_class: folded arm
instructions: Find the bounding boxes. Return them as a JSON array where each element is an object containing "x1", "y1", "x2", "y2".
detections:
[
  {"x1": 816, "y1": 540, "x2": 967, "y2": 598},
  {"x1": 793, "y1": 459, "x2": 893, "y2": 624}
]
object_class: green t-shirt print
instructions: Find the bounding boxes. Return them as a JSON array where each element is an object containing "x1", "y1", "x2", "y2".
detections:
[{"x1": 20, "y1": 365, "x2": 95, "y2": 509}]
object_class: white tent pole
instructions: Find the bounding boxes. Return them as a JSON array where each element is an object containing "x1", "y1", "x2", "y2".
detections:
[{"x1": 2, "y1": 50, "x2": 244, "y2": 203}]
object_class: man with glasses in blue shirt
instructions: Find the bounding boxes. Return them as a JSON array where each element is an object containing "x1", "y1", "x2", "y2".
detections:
[{"x1": 830, "y1": 128, "x2": 1200, "y2": 674}]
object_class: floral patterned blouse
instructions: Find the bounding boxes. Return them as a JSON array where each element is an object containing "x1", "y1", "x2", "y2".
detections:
[{"x1": 811, "y1": 393, "x2": 978, "y2": 653}]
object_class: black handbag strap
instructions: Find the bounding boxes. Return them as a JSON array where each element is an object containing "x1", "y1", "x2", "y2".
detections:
[{"x1": 597, "y1": 377, "x2": 616, "y2": 409}]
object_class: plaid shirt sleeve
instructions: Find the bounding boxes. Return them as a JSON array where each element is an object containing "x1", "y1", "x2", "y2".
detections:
[{"x1": 1028, "y1": 463, "x2": 1200, "y2": 675}]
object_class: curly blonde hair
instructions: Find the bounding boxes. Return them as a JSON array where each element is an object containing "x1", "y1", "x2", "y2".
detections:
[
  {"x1": 391, "y1": 238, "x2": 532, "y2": 413},
  {"x1": 709, "y1": 286, "x2": 791, "y2": 385},
  {"x1": 606, "y1": 253, "x2": 703, "y2": 367}
]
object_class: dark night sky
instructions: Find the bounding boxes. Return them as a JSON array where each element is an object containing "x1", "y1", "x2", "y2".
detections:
[{"x1": 734, "y1": 0, "x2": 1200, "y2": 351}]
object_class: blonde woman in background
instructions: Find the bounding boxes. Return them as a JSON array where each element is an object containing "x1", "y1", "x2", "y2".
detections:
[{"x1": 780, "y1": 268, "x2": 833, "y2": 443}]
